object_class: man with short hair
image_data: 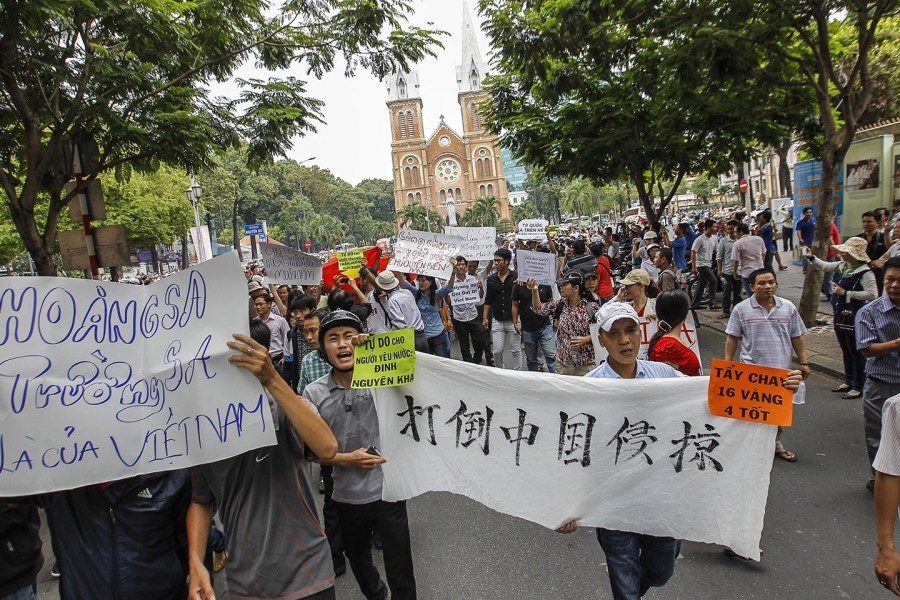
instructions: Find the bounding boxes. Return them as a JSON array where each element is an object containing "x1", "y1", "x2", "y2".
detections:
[
  {"x1": 447, "y1": 256, "x2": 487, "y2": 363},
  {"x1": 483, "y1": 248, "x2": 522, "y2": 370},
  {"x1": 566, "y1": 238, "x2": 597, "y2": 276},
  {"x1": 254, "y1": 292, "x2": 290, "y2": 366},
  {"x1": 188, "y1": 320, "x2": 339, "y2": 600},
  {"x1": 690, "y1": 219, "x2": 719, "y2": 310},
  {"x1": 726, "y1": 267, "x2": 809, "y2": 463},
  {"x1": 859, "y1": 210, "x2": 889, "y2": 295},
  {"x1": 305, "y1": 311, "x2": 418, "y2": 600},
  {"x1": 856, "y1": 257, "x2": 900, "y2": 492},
  {"x1": 731, "y1": 222, "x2": 766, "y2": 297},
  {"x1": 796, "y1": 207, "x2": 815, "y2": 272},
  {"x1": 717, "y1": 220, "x2": 741, "y2": 318}
]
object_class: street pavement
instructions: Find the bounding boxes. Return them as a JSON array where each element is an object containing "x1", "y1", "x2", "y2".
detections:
[{"x1": 33, "y1": 248, "x2": 882, "y2": 599}]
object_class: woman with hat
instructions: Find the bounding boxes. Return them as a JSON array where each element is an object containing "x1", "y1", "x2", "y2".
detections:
[
  {"x1": 612, "y1": 269, "x2": 656, "y2": 319},
  {"x1": 527, "y1": 271, "x2": 600, "y2": 376},
  {"x1": 804, "y1": 237, "x2": 877, "y2": 399}
]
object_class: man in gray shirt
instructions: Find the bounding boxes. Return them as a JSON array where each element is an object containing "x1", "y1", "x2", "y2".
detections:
[
  {"x1": 690, "y1": 219, "x2": 720, "y2": 310},
  {"x1": 716, "y1": 220, "x2": 741, "y2": 318},
  {"x1": 187, "y1": 319, "x2": 339, "y2": 600},
  {"x1": 305, "y1": 310, "x2": 418, "y2": 600}
]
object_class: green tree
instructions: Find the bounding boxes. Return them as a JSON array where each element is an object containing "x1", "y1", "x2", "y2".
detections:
[
  {"x1": 460, "y1": 196, "x2": 501, "y2": 227},
  {"x1": 397, "y1": 203, "x2": 441, "y2": 231},
  {"x1": 99, "y1": 165, "x2": 194, "y2": 250},
  {"x1": 356, "y1": 178, "x2": 396, "y2": 223},
  {"x1": 561, "y1": 179, "x2": 597, "y2": 218},
  {"x1": 739, "y1": 0, "x2": 897, "y2": 325},
  {"x1": 0, "y1": 0, "x2": 442, "y2": 275},
  {"x1": 481, "y1": 0, "x2": 808, "y2": 226},
  {"x1": 512, "y1": 200, "x2": 538, "y2": 223},
  {"x1": 526, "y1": 175, "x2": 565, "y2": 222}
]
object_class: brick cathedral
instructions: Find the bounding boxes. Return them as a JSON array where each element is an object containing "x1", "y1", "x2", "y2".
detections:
[{"x1": 386, "y1": 2, "x2": 510, "y2": 224}]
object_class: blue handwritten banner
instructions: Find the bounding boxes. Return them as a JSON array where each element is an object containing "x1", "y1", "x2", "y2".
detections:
[{"x1": 0, "y1": 252, "x2": 276, "y2": 495}]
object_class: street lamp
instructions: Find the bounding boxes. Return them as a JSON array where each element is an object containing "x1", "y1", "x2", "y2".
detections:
[
  {"x1": 186, "y1": 171, "x2": 204, "y2": 263},
  {"x1": 298, "y1": 156, "x2": 316, "y2": 249}
]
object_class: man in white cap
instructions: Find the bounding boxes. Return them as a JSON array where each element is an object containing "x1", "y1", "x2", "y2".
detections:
[
  {"x1": 563, "y1": 302, "x2": 685, "y2": 600},
  {"x1": 373, "y1": 270, "x2": 428, "y2": 352}
]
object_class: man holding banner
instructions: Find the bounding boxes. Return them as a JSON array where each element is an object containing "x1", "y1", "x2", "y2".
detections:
[{"x1": 305, "y1": 311, "x2": 418, "y2": 600}]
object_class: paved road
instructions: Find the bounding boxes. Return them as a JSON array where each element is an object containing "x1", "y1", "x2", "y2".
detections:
[{"x1": 35, "y1": 326, "x2": 883, "y2": 599}]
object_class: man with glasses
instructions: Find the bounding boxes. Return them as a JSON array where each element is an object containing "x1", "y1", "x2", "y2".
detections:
[{"x1": 254, "y1": 293, "x2": 290, "y2": 367}]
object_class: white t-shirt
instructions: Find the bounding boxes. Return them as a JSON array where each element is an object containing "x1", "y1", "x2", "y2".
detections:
[{"x1": 691, "y1": 234, "x2": 717, "y2": 268}]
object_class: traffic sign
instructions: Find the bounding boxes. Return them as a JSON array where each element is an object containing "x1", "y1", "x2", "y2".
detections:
[
  {"x1": 244, "y1": 223, "x2": 264, "y2": 236},
  {"x1": 739, "y1": 179, "x2": 748, "y2": 193},
  {"x1": 305, "y1": 240, "x2": 312, "y2": 250}
]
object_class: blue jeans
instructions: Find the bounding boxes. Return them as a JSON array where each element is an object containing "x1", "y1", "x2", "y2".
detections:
[
  {"x1": 596, "y1": 528, "x2": 680, "y2": 600},
  {"x1": 521, "y1": 323, "x2": 557, "y2": 373},
  {"x1": 1, "y1": 584, "x2": 36, "y2": 600},
  {"x1": 426, "y1": 331, "x2": 451, "y2": 358}
]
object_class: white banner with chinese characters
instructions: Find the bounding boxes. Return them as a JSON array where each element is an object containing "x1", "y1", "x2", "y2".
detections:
[
  {"x1": 0, "y1": 253, "x2": 276, "y2": 496},
  {"x1": 375, "y1": 353, "x2": 775, "y2": 559}
]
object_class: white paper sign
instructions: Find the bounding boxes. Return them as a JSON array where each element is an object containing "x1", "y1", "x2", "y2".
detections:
[
  {"x1": 516, "y1": 249, "x2": 557, "y2": 285},
  {"x1": 444, "y1": 226, "x2": 497, "y2": 261},
  {"x1": 590, "y1": 305, "x2": 701, "y2": 369},
  {"x1": 0, "y1": 253, "x2": 276, "y2": 496},
  {"x1": 259, "y1": 242, "x2": 323, "y2": 285},
  {"x1": 449, "y1": 279, "x2": 482, "y2": 305},
  {"x1": 516, "y1": 219, "x2": 549, "y2": 241},
  {"x1": 189, "y1": 225, "x2": 213, "y2": 262},
  {"x1": 376, "y1": 353, "x2": 774, "y2": 560},
  {"x1": 388, "y1": 229, "x2": 464, "y2": 279}
]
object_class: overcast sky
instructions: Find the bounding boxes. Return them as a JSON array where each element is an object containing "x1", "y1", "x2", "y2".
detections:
[{"x1": 209, "y1": 0, "x2": 492, "y2": 185}]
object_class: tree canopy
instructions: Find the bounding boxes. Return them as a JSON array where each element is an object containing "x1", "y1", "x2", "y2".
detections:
[
  {"x1": 0, "y1": 0, "x2": 442, "y2": 274},
  {"x1": 480, "y1": 0, "x2": 812, "y2": 225}
]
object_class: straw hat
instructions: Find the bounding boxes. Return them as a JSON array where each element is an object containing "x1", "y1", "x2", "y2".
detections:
[{"x1": 831, "y1": 237, "x2": 870, "y2": 262}]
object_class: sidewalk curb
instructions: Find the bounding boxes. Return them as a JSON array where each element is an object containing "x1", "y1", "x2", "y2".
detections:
[{"x1": 695, "y1": 311, "x2": 844, "y2": 381}]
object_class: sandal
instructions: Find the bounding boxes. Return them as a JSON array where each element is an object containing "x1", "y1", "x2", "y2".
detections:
[
  {"x1": 775, "y1": 448, "x2": 798, "y2": 462},
  {"x1": 842, "y1": 390, "x2": 862, "y2": 399},
  {"x1": 213, "y1": 550, "x2": 227, "y2": 572},
  {"x1": 831, "y1": 384, "x2": 851, "y2": 393}
]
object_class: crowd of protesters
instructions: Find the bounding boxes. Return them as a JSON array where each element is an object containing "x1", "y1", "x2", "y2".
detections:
[{"x1": 8, "y1": 199, "x2": 900, "y2": 600}]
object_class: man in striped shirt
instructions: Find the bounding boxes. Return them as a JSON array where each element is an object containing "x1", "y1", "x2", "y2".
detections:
[
  {"x1": 725, "y1": 267, "x2": 809, "y2": 462},
  {"x1": 873, "y1": 393, "x2": 900, "y2": 593},
  {"x1": 857, "y1": 256, "x2": 900, "y2": 492}
]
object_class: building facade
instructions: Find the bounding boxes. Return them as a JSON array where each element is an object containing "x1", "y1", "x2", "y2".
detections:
[{"x1": 386, "y1": 3, "x2": 510, "y2": 223}]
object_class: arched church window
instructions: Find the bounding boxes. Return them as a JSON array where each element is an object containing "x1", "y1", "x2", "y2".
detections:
[
  {"x1": 487, "y1": 184, "x2": 494, "y2": 196},
  {"x1": 399, "y1": 112, "x2": 407, "y2": 138},
  {"x1": 440, "y1": 190, "x2": 446, "y2": 202},
  {"x1": 407, "y1": 193, "x2": 414, "y2": 204},
  {"x1": 455, "y1": 188, "x2": 462, "y2": 201},
  {"x1": 479, "y1": 185, "x2": 486, "y2": 197},
  {"x1": 447, "y1": 188, "x2": 454, "y2": 201},
  {"x1": 476, "y1": 159, "x2": 484, "y2": 178},
  {"x1": 404, "y1": 167, "x2": 412, "y2": 186},
  {"x1": 406, "y1": 111, "x2": 414, "y2": 137},
  {"x1": 415, "y1": 192, "x2": 422, "y2": 203},
  {"x1": 398, "y1": 78, "x2": 407, "y2": 99},
  {"x1": 484, "y1": 159, "x2": 493, "y2": 177},
  {"x1": 412, "y1": 166, "x2": 420, "y2": 186}
]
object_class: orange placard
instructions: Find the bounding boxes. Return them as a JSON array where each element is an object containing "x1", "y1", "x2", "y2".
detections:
[{"x1": 707, "y1": 359, "x2": 794, "y2": 426}]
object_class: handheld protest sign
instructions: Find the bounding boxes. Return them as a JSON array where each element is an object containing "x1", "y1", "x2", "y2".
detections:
[
  {"x1": 708, "y1": 359, "x2": 793, "y2": 426},
  {"x1": 351, "y1": 329, "x2": 416, "y2": 389},
  {"x1": 337, "y1": 248, "x2": 366, "y2": 278}
]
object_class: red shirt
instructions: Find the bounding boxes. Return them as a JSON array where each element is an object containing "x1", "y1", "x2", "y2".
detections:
[
  {"x1": 649, "y1": 336, "x2": 700, "y2": 376},
  {"x1": 596, "y1": 256, "x2": 614, "y2": 298}
]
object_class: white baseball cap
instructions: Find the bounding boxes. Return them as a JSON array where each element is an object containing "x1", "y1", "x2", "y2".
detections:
[{"x1": 597, "y1": 302, "x2": 641, "y2": 332}]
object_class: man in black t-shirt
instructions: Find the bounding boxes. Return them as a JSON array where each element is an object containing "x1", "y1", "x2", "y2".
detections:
[
  {"x1": 483, "y1": 248, "x2": 522, "y2": 370},
  {"x1": 511, "y1": 281, "x2": 557, "y2": 373}
]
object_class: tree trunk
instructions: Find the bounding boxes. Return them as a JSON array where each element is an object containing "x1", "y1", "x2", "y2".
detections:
[
  {"x1": 8, "y1": 195, "x2": 57, "y2": 276},
  {"x1": 797, "y1": 144, "x2": 840, "y2": 326},
  {"x1": 776, "y1": 137, "x2": 793, "y2": 198}
]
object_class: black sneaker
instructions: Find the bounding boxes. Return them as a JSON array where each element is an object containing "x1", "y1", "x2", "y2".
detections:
[{"x1": 50, "y1": 562, "x2": 60, "y2": 578}]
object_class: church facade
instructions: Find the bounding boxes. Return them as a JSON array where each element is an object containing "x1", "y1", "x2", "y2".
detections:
[{"x1": 385, "y1": 4, "x2": 510, "y2": 224}]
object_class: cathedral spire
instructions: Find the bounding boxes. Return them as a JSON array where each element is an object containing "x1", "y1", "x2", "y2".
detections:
[
  {"x1": 386, "y1": 68, "x2": 420, "y2": 102},
  {"x1": 456, "y1": 0, "x2": 487, "y2": 93}
]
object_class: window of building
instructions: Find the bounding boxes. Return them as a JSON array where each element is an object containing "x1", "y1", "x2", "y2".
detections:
[
  {"x1": 415, "y1": 192, "x2": 422, "y2": 203},
  {"x1": 407, "y1": 193, "x2": 413, "y2": 204},
  {"x1": 406, "y1": 111, "x2": 414, "y2": 137},
  {"x1": 440, "y1": 189, "x2": 446, "y2": 202},
  {"x1": 455, "y1": 187, "x2": 462, "y2": 201},
  {"x1": 399, "y1": 112, "x2": 407, "y2": 138},
  {"x1": 412, "y1": 166, "x2": 420, "y2": 186},
  {"x1": 476, "y1": 159, "x2": 484, "y2": 178},
  {"x1": 484, "y1": 159, "x2": 493, "y2": 177},
  {"x1": 479, "y1": 185, "x2": 486, "y2": 197},
  {"x1": 404, "y1": 167, "x2": 412, "y2": 186},
  {"x1": 487, "y1": 184, "x2": 494, "y2": 196}
]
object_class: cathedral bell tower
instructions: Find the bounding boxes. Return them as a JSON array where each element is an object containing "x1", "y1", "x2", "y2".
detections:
[{"x1": 386, "y1": 70, "x2": 427, "y2": 214}]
